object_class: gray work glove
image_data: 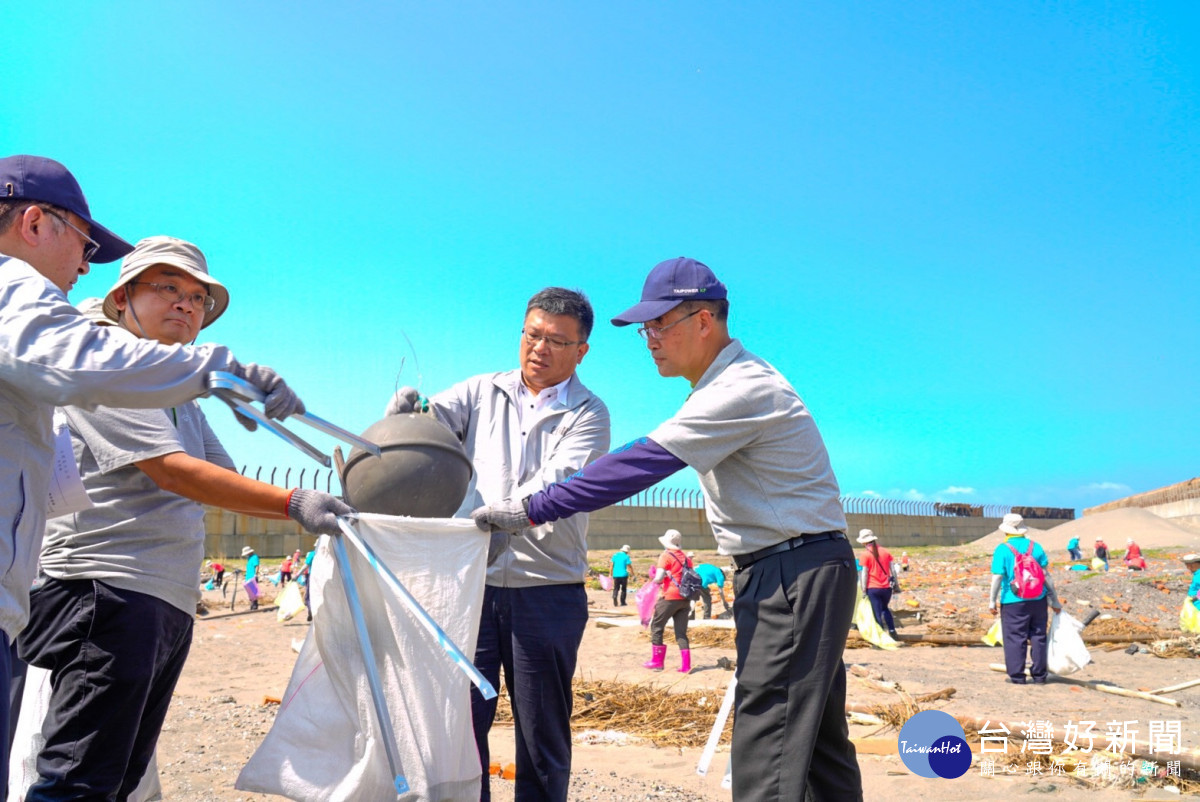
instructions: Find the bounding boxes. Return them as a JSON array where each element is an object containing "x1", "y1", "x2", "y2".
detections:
[
  {"x1": 384, "y1": 386, "x2": 422, "y2": 416},
  {"x1": 487, "y1": 532, "x2": 511, "y2": 566},
  {"x1": 235, "y1": 362, "x2": 306, "y2": 420},
  {"x1": 233, "y1": 409, "x2": 258, "y2": 432},
  {"x1": 288, "y1": 489, "x2": 355, "y2": 536},
  {"x1": 470, "y1": 498, "x2": 532, "y2": 534}
]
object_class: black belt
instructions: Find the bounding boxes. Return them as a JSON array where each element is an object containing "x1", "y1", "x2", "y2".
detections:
[{"x1": 733, "y1": 531, "x2": 846, "y2": 571}]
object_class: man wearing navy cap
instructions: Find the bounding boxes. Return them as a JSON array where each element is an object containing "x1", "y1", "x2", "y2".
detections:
[
  {"x1": 473, "y1": 257, "x2": 862, "y2": 801},
  {"x1": 0, "y1": 155, "x2": 310, "y2": 788}
]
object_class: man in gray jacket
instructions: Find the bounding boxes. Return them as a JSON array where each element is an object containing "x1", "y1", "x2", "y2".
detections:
[
  {"x1": 0, "y1": 155, "x2": 305, "y2": 787},
  {"x1": 384, "y1": 287, "x2": 610, "y2": 802}
]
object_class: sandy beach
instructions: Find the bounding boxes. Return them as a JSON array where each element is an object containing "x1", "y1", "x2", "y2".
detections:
[{"x1": 152, "y1": 509, "x2": 1200, "y2": 800}]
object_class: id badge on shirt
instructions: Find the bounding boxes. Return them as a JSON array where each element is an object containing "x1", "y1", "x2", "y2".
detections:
[{"x1": 45, "y1": 410, "x2": 93, "y2": 519}]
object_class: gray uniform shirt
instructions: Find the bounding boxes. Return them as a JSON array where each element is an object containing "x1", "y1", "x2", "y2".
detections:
[
  {"x1": 41, "y1": 402, "x2": 235, "y2": 615},
  {"x1": 650, "y1": 339, "x2": 846, "y2": 556},
  {"x1": 0, "y1": 256, "x2": 236, "y2": 637}
]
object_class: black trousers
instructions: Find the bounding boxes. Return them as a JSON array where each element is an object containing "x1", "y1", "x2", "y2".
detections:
[
  {"x1": 611, "y1": 575, "x2": 628, "y2": 605},
  {"x1": 732, "y1": 537, "x2": 862, "y2": 802},
  {"x1": 17, "y1": 578, "x2": 193, "y2": 802},
  {"x1": 650, "y1": 598, "x2": 691, "y2": 649},
  {"x1": 1000, "y1": 597, "x2": 1049, "y2": 682},
  {"x1": 470, "y1": 584, "x2": 588, "y2": 802}
]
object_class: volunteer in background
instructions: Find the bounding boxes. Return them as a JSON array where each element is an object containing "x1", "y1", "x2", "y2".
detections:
[
  {"x1": 856, "y1": 529, "x2": 899, "y2": 639},
  {"x1": 472, "y1": 257, "x2": 862, "y2": 802},
  {"x1": 16, "y1": 236, "x2": 353, "y2": 801},
  {"x1": 1094, "y1": 538, "x2": 1110, "y2": 570},
  {"x1": 1123, "y1": 538, "x2": 1145, "y2": 570},
  {"x1": 383, "y1": 287, "x2": 610, "y2": 802},
  {"x1": 0, "y1": 155, "x2": 305, "y2": 788},
  {"x1": 1184, "y1": 555, "x2": 1200, "y2": 610},
  {"x1": 988, "y1": 513, "x2": 1062, "y2": 685},
  {"x1": 692, "y1": 560, "x2": 730, "y2": 619},
  {"x1": 610, "y1": 544, "x2": 632, "y2": 606},
  {"x1": 243, "y1": 546, "x2": 262, "y2": 610},
  {"x1": 645, "y1": 529, "x2": 693, "y2": 673},
  {"x1": 1067, "y1": 536, "x2": 1082, "y2": 561}
]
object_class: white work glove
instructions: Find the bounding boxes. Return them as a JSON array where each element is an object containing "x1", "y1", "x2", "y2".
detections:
[
  {"x1": 384, "y1": 386, "x2": 422, "y2": 416},
  {"x1": 288, "y1": 489, "x2": 355, "y2": 536},
  {"x1": 235, "y1": 362, "x2": 306, "y2": 420},
  {"x1": 471, "y1": 498, "x2": 533, "y2": 534}
]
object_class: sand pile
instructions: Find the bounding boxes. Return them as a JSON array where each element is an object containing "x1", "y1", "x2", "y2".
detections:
[{"x1": 963, "y1": 507, "x2": 1200, "y2": 555}]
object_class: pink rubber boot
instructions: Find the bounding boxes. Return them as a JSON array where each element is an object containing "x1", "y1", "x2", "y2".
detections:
[
  {"x1": 643, "y1": 644, "x2": 666, "y2": 671},
  {"x1": 678, "y1": 648, "x2": 692, "y2": 674}
]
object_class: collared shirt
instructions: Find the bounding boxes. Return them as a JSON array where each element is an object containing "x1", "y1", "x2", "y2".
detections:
[
  {"x1": 0, "y1": 255, "x2": 235, "y2": 638},
  {"x1": 649, "y1": 339, "x2": 846, "y2": 556},
  {"x1": 428, "y1": 369, "x2": 610, "y2": 587},
  {"x1": 42, "y1": 401, "x2": 235, "y2": 615},
  {"x1": 512, "y1": 376, "x2": 571, "y2": 478}
]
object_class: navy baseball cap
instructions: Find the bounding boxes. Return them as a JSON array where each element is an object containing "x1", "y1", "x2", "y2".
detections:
[
  {"x1": 0, "y1": 155, "x2": 132, "y2": 263},
  {"x1": 611, "y1": 256, "x2": 727, "y2": 326}
]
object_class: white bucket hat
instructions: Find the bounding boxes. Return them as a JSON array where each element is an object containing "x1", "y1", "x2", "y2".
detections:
[
  {"x1": 658, "y1": 529, "x2": 682, "y2": 550},
  {"x1": 241, "y1": 546, "x2": 254, "y2": 557},
  {"x1": 76, "y1": 296, "x2": 116, "y2": 326},
  {"x1": 999, "y1": 513, "x2": 1028, "y2": 536},
  {"x1": 621, "y1": 544, "x2": 630, "y2": 552},
  {"x1": 103, "y1": 235, "x2": 229, "y2": 329},
  {"x1": 856, "y1": 529, "x2": 877, "y2": 544}
]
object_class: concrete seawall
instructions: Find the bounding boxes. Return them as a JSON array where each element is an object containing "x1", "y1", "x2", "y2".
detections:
[{"x1": 203, "y1": 504, "x2": 1071, "y2": 558}]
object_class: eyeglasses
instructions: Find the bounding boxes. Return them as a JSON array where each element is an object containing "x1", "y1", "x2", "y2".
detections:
[
  {"x1": 637, "y1": 309, "x2": 701, "y2": 341},
  {"x1": 131, "y1": 281, "x2": 217, "y2": 312},
  {"x1": 42, "y1": 208, "x2": 100, "y2": 263},
  {"x1": 521, "y1": 329, "x2": 584, "y2": 351}
]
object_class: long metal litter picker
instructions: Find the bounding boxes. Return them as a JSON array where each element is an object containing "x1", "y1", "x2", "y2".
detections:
[{"x1": 206, "y1": 371, "x2": 381, "y2": 465}]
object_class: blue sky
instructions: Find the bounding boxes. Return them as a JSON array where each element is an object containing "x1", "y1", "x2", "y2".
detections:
[{"x1": 4, "y1": 2, "x2": 1196, "y2": 513}]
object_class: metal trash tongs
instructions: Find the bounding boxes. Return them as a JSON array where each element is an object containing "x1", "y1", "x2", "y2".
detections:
[{"x1": 206, "y1": 371, "x2": 381, "y2": 467}]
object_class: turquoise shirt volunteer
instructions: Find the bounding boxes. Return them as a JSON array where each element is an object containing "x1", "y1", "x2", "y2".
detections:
[
  {"x1": 990, "y1": 536, "x2": 1049, "y2": 604},
  {"x1": 610, "y1": 550, "x2": 631, "y2": 578},
  {"x1": 694, "y1": 563, "x2": 725, "y2": 588},
  {"x1": 1188, "y1": 568, "x2": 1200, "y2": 610}
]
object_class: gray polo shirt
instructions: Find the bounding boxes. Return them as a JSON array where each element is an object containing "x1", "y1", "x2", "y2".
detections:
[
  {"x1": 649, "y1": 339, "x2": 846, "y2": 556},
  {"x1": 40, "y1": 402, "x2": 235, "y2": 614}
]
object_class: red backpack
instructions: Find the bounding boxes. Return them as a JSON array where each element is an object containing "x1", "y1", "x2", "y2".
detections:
[{"x1": 1007, "y1": 542, "x2": 1046, "y2": 599}]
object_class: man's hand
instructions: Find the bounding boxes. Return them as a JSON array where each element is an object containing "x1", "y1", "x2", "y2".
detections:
[
  {"x1": 288, "y1": 489, "x2": 355, "y2": 535},
  {"x1": 988, "y1": 604, "x2": 998, "y2": 616},
  {"x1": 471, "y1": 499, "x2": 532, "y2": 533},
  {"x1": 235, "y1": 362, "x2": 306, "y2": 420},
  {"x1": 384, "y1": 386, "x2": 423, "y2": 416}
]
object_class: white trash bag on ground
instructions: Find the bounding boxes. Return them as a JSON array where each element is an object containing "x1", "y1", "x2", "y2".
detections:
[
  {"x1": 8, "y1": 665, "x2": 162, "y2": 801},
  {"x1": 237, "y1": 514, "x2": 489, "y2": 801},
  {"x1": 1047, "y1": 611, "x2": 1092, "y2": 676}
]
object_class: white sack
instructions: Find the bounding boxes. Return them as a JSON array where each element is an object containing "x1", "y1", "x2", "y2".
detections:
[
  {"x1": 8, "y1": 665, "x2": 162, "y2": 802},
  {"x1": 1047, "y1": 611, "x2": 1092, "y2": 676},
  {"x1": 236, "y1": 515, "x2": 489, "y2": 802}
]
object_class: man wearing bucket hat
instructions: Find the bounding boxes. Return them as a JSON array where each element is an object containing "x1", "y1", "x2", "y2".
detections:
[
  {"x1": 0, "y1": 156, "x2": 306, "y2": 784},
  {"x1": 988, "y1": 513, "x2": 1061, "y2": 685},
  {"x1": 15, "y1": 236, "x2": 352, "y2": 801},
  {"x1": 473, "y1": 257, "x2": 861, "y2": 801}
]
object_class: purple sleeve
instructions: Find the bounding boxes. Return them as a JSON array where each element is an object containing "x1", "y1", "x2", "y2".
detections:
[{"x1": 526, "y1": 437, "x2": 686, "y2": 524}]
